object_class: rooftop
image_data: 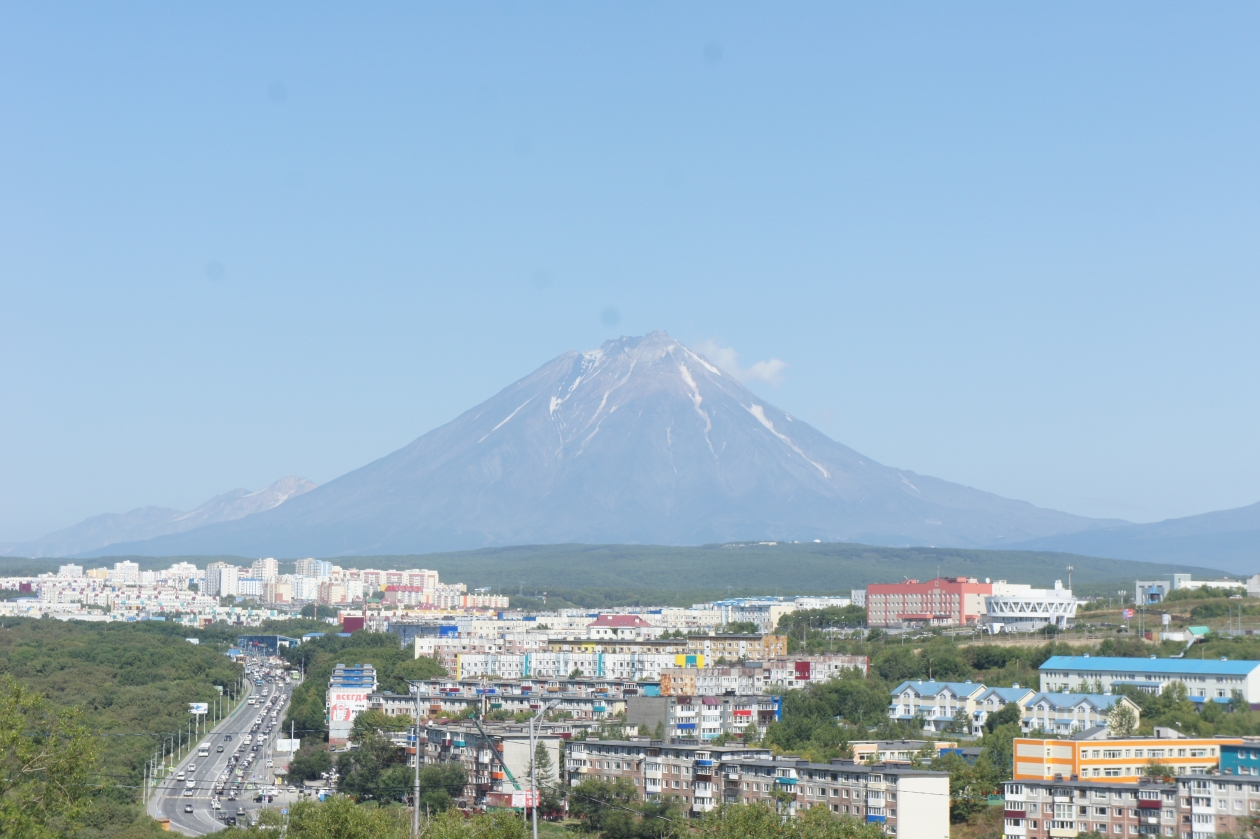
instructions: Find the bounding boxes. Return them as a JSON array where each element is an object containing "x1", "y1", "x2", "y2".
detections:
[{"x1": 1040, "y1": 656, "x2": 1260, "y2": 675}]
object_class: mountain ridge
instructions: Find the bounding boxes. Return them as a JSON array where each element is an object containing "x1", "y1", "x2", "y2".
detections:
[
  {"x1": 2, "y1": 476, "x2": 316, "y2": 558},
  {"x1": 78, "y1": 332, "x2": 1121, "y2": 557}
]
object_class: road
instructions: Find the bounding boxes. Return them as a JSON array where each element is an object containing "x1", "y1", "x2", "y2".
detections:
[{"x1": 149, "y1": 666, "x2": 297, "y2": 835}]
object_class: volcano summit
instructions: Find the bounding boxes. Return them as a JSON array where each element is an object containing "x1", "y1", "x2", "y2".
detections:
[{"x1": 89, "y1": 332, "x2": 1111, "y2": 557}]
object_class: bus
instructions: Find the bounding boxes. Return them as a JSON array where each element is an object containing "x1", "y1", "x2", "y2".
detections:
[{"x1": 198, "y1": 744, "x2": 210, "y2": 758}]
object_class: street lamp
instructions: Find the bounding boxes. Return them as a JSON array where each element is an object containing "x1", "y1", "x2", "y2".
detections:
[{"x1": 529, "y1": 700, "x2": 558, "y2": 839}]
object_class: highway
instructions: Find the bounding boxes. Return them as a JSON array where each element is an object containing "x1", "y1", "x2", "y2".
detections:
[{"x1": 149, "y1": 663, "x2": 297, "y2": 835}]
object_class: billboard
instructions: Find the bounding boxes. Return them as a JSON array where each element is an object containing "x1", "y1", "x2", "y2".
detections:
[
  {"x1": 189, "y1": 702, "x2": 209, "y2": 714},
  {"x1": 276, "y1": 739, "x2": 300, "y2": 753},
  {"x1": 327, "y1": 689, "x2": 370, "y2": 724}
]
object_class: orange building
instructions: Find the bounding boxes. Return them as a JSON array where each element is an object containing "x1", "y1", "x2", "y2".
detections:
[
  {"x1": 865, "y1": 577, "x2": 991, "y2": 628},
  {"x1": 1013, "y1": 736, "x2": 1240, "y2": 782}
]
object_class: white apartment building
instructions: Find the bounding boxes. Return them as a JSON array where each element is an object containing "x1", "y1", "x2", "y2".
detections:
[
  {"x1": 204, "y1": 563, "x2": 240, "y2": 598},
  {"x1": 251, "y1": 558, "x2": 279, "y2": 579}
]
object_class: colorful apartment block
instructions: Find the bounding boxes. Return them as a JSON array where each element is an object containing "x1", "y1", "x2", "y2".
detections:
[
  {"x1": 1013, "y1": 736, "x2": 1240, "y2": 782},
  {"x1": 1021, "y1": 693, "x2": 1142, "y2": 735}
]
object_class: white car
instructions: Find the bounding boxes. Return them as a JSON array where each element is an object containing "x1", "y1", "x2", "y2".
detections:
[{"x1": 186, "y1": 780, "x2": 196, "y2": 788}]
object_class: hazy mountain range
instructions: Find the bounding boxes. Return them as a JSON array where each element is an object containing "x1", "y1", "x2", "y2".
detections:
[
  {"x1": 5, "y1": 332, "x2": 1256, "y2": 573},
  {"x1": 0, "y1": 476, "x2": 316, "y2": 559}
]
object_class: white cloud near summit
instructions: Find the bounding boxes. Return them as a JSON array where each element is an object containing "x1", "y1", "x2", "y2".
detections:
[{"x1": 691, "y1": 339, "x2": 787, "y2": 386}]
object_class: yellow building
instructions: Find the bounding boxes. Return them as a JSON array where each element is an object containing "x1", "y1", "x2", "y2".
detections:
[{"x1": 1013, "y1": 736, "x2": 1240, "y2": 782}]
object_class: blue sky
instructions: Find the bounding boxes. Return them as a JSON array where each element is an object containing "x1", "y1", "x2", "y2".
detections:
[{"x1": 1, "y1": 3, "x2": 1257, "y2": 541}]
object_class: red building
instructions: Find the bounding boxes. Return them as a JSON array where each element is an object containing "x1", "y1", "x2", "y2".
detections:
[{"x1": 865, "y1": 577, "x2": 991, "y2": 628}]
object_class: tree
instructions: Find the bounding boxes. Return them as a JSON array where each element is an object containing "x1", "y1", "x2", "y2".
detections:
[
  {"x1": 653, "y1": 720, "x2": 666, "y2": 741},
  {"x1": 741, "y1": 722, "x2": 760, "y2": 746},
  {"x1": 300, "y1": 603, "x2": 339, "y2": 620},
  {"x1": 1107, "y1": 702, "x2": 1138, "y2": 738},
  {"x1": 985, "y1": 702, "x2": 1023, "y2": 733},
  {"x1": 569, "y1": 667, "x2": 586, "y2": 679},
  {"x1": 338, "y1": 729, "x2": 407, "y2": 801},
  {"x1": 949, "y1": 706, "x2": 973, "y2": 735},
  {"x1": 289, "y1": 743, "x2": 334, "y2": 781},
  {"x1": 0, "y1": 675, "x2": 99, "y2": 839},
  {"x1": 695, "y1": 801, "x2": 885, "y2": 839},
  {"x1": 528, "y1": 741, "x2": 563, "y2": 816},
  {"x1": 569, "y1": 778, "x2": 641, "y2": 834}
]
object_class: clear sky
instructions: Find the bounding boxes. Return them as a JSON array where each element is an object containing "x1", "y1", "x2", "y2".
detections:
[{"x1": 1, "y1": 3, "x2": 1257, "y2": 541}]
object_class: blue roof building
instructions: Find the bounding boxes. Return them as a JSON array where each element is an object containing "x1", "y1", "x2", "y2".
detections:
[
  {"x1": 1021, "y1": 692, "x2": 1142, "y2": 735},
  {"x1": 889, "y1": 680, "x2": 987, "y2": 733},
  {"x1": 970, "y1": 685, "x2": 1037, "y2": 735},
  {"x1": 1039, "y1": 656, "x2": 1260, "y2": 706}
]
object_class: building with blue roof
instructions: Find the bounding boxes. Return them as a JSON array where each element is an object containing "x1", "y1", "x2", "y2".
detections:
[
  {"x1": 970, "y1": 685, "x2": 1037, "y2": 735},
  {"x1": 1021, "y1": 692, "x2": 1141, "y2": 735},
  {"x1": 1039, "y1": 656, "x2": 1260, "y2": 706},
  {"x1": 889, "y1": 680, "x2": 987, "y2": 733}
]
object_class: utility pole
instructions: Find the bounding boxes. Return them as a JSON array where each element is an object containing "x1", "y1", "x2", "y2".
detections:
[{"x1": 413, "y1": 684, "x2": 421, "y2": 839}]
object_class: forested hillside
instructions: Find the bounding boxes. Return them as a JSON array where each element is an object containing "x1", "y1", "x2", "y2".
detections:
[{"x1": 0, "y1": 619, "x2": 241, "y2": 838}]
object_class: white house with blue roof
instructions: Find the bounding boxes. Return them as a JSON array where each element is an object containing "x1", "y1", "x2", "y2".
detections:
[
  {"x1": 1020, "y1": 691, "x2": 1141, "y2": 735},
  {"x1": 1038, "y1": 656, "x2": 1260, "y2": 706},
  {"x1": 889, "y1": 680, "x2": 988, "y2": 732},
  {"x1": 969, "y1": 685, "x2": 1037, "y2": 735}
]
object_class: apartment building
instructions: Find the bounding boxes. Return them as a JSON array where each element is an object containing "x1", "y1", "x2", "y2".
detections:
[
  {"x1": 1220, "y1": 737, "x2": 1260, "y2": 776},
  {"x1": 754, "y1": 655, "x2": 869, "y2": 688},
  {"x1": 412, "y1": 720, "x2": 562, "y2": 806},
  {"x1": 723, "y1": 757, "x2": 950, "y2": 838},
  {"x1": 972, "y1": 686, "x2": 1038, "y2": 735},
  {"x1": 1013, "y1": 735, "x2": 1240, "y2": 782},
  {"x1": 566, "y1": 739, "x2": 770, "y2": 815},
  {"x1": 848, "y1": 740, "x2": 957, "y2": 764},
  {"x1": 327, "y1": 663, "x2": 378, "y2": 745},
  {"x1": 1176, "y1": 773, "x2": 1260, "y2": 837},
  {"x1": 1038, "y1": 657, "x2": 1260, "y2": 706},
  {"x1": 866, "y1": 577, "x2": 991, "y2": 628},
  {"x1": 686, "y1": 633, "x2": 788, "y2": 660},
  {"x1": 565, "y1": 740, "x2": 949, "y2": 835},
  {"x1": 888, "y1": 680, "x2": 988, "y2": 732},
  {"x1": 1021, "y1": 693, "x2": 1142, "y2": 735},
  {"x1": 626, "y1": 694, "x2": 781, "y2": 740},
  {"x1": 1001, "y1": 777, "x2": 1178, "y2": 839}
]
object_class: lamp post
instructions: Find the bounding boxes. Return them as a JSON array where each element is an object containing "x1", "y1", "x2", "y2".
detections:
[
  {"x1": 529, "y1": 700, "x2": 558, "y2": 839},
  {"x1": 413, "y1": 683, "x2": 421, "y2": 839}
]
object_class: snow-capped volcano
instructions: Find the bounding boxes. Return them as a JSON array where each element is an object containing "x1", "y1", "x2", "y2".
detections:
[{"x1": 88, "y1": 332, "x2": 1110, "y2": 556}]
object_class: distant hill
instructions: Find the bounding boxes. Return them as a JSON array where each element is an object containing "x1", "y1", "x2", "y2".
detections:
[
  {"x1": 85, "y1": 332, "x2": 1121, "y2": 558},
  {"x1": 8, "y1": 542, "x2": 1221, "y2": 607},
  {"x1": 1, "y1": 477, "x2": 316, "y2": 558},
  {"x1": 1011, "y1": 501, "x2": 1260, "y2": 576}
]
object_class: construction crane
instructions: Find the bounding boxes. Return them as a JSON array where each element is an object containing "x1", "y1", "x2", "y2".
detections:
[{"x1": 470, "y1": 716, "x2": 522, "y2": 791}]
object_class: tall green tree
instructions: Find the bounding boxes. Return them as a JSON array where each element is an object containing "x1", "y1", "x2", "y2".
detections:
[{"x1": 0, "y1": 675, "x2": 99, "y2": 839}]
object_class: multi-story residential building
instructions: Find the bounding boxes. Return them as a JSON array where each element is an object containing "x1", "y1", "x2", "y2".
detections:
[
  {"x1": 1038, "y1": 657, "x2": 1260, "y2": 706},
  {"x1": 972, "y1": 686, "x2": 1038, "y2": 735},
  {"x1": 626, "y1": 694, "x2": 782, "y2": 740},
  {"x1": 660, "y1": 665, "x2": 757, "y2": 696},
  {"x1": 685, "y1": 634, "x2": 788, "y2": 661},
  {"x1": 1176, "y1": 773, "x2": 1260, "y2": 837},
  {"x1": 204, "y1": 562, "x2": 240, "y2": 598},
  {"x1": 588, "y1": 614, "x2": 661, "y2": 640},
  {"x1": 411, "y1": 720, "x2": 562, "y2": 807},
  {"x1": 327, "y1": 663, "x2": 378, "y2": 745},
  {"x1": 753, "y1": 655, "x2": 870, "y2": 689},
  {"x1": 888, "y1": 680, "x2": 988, "y2": 733},
  {"x1": 848, "y1": 740, "x2": 956, "y2": 764},
  {"x1": 236, "y1": 576, "x2": 264, "y2": 600},
  {"x1": 1013, "y1": 735, "x2": 1239, "y2": 782},
  {"x1": 866, "y1": 577, "x2": 991, "y2": 628},
  {"x1": 1001, "y1": 777, "x2": 1179, "y2": 839},
  {"x1": 723, "y1": 756, "x2": 950, "y2": 838},
  {"x1": 1021, "y1": 693, "x2": 1142, "y2": 736},
  {"x1": 110, "y1": 561, "x2": 140, "y2": 585},
  {"x1": 251, "y1": 558, "x2": 279, "y2": 580},
  {"x1": 294, "y1": 558, "x2": 333, "y2": 579},
  {"x1": 566, "y1": 739, "x2": 772, "y2": 815},
  {"x1": 1220, "y1": 737, "x2": 1260, "y2": 777},
  {"x1": 58, "y1": 564, "x2": 84, "y2": 578}
]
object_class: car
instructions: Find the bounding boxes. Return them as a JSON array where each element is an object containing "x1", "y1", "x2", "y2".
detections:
[
  {"x1": 187, "y1": 764, "x2": 197, "y2": 772},
  {"x1": 186, "y1": 780, "x2": 196, "y2": 788},
  {"x1": 183, "y1": 789, "x2": 193, "y2": 797},
  {"x1": 184, "y1": 804, "x2": 194, "y2": 813},
  {"x1": 224, "y1": 734, "x2": 232, "y2": 741},
  {"x1": 216, "y1": 746, "x2": 224, "y2": 753},
  {"x1": 237, "y1": 808, "x2": 246, "y2": 817}
]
